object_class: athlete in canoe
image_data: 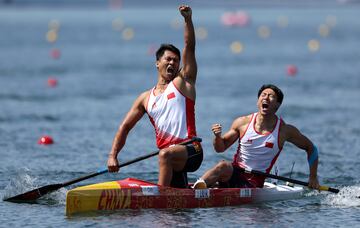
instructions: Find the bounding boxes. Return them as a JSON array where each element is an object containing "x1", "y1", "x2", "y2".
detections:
[
  {"x1": 193, "y1": 84, "x2": 320, "y2": 190},
  {"x1": 107, "y1": 5, "x2": 202, "y2": 188}
]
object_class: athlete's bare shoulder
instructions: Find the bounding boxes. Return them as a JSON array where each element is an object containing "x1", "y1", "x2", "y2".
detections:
[
  {"x1": 141, "y1": 89, "x2": 151, "y2": 98},
  {"x1": 279, "y1": 119, "x2": 302, "y2": 141},
  {"x1": 133, "y1": 90, "x2": 151, "y2": 109},
  {"x1": 172, "y1": 73, "x2": 196, "y2": 100},
  {"x1": 231, "y1": 114, "x2": 253, "y2": 131},
  {"x1": 173, "y1": 72, "x2": 192, "y2": 87},
  {"x1": 279, "y1": 119, "x2": 295, "y2": 132}
]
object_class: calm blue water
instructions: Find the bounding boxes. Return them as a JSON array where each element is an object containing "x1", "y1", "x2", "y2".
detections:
[{"x1": 1, "y1": 3, "x2": 360, "y2": 227}]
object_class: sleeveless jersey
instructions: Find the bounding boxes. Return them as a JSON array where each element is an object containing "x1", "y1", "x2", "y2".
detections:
[
  {"x1": 146, "y1": 81, "x2": 197, "y2": 149},
  {"x1": 233, "y1": 113, "x2": 283, "y2": 173}
]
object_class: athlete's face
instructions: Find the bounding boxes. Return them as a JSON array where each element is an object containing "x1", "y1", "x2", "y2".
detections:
[
  {"x1": 257, "y1": 88, "x2": 280, "y2": 115},
  {"x1": 156, "y1": 50, "x2": 180, "y2": 80}
]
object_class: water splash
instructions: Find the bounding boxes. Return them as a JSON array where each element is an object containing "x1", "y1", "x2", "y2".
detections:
[
  {"x1": 305, "y1": 190, "x2": 323, "y2": 197},
  {"x1": 323, "y1": 185, "x2": 360, "y2": 207},
  {"x1": 41, "y1": 187, "x2": 67, "y2": 206},
  {"x1": 2, "y1": 169, "x2": 37, "y2": 200},
  {"x1": 2, "y1": 169, "x2": 67, "y2": 205}
]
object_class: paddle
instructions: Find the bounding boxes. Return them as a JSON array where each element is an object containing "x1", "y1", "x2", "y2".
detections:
[
  {"x1": 4, "y1": 136, "x2": 202, "y2": 202},
  {"x1": 238, "y1": 167, "x2": 340, "y2": 193}
]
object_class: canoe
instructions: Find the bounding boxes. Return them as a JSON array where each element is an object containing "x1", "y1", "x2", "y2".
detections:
[{"x1": 66, "y1": 178, "x2": 304, "y2": 215}]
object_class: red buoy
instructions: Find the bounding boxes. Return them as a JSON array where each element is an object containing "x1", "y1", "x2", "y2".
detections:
[
  {"x1": 235, "y1": 11, "x2": 250, "y2": 27},
  {"x1": 50, "y1": 48, "x2": 61, "y2": 59},
  {"x1": 47, "y1": 77, "x2": 58, "y2": 87},
  {"x1": 38, "y1": 136, "x2": 54, "y2": 145},
  {"x1": 286, "y1": 65, "x2": 298, "y2": 76},
  {"x1": 221, "y1": 11, "x2": 250, "y2": 27}
]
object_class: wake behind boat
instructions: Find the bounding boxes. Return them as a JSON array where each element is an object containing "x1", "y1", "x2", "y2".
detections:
[{"x1": 66, "y1": 178, "x2": 304, "y2": 215}]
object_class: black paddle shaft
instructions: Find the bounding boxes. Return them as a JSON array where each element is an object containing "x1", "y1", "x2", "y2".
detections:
[{"x1": 240, "y1": 167, "x2": 340, "y2": 194}]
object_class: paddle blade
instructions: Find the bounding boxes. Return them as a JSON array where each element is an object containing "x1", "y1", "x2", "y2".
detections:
[
  {"x1": 319, "y1": 185, "x2": 340, "y2": 193},
  {"x1": 3, "y1": 183, "x2": 63, "y2": 202}
]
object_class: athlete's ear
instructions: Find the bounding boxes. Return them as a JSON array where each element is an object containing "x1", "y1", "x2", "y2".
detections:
[{"x1": 155, "y1": 60, "x2": 159, "y2": 69}]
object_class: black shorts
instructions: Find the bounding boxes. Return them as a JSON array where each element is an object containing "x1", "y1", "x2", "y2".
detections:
[
  {"x1": 170, "y1": 143, "x2": 203, "y2": 188},
  {"x1": 218, "y1": 166, "x2": 262, "y2": 188}
]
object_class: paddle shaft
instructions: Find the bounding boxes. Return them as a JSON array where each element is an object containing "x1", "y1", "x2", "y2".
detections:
[
  {"x1": 240, "y1": 167, "x2": 340, "y2": 193},
  {"x1": 61, "y1": 150, "x2": 161, "y2": 187}
]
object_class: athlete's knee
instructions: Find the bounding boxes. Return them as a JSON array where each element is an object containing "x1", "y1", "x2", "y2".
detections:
[
  {"x1": 214, "y1": 160, "x2": 232, "y2": 173},
  {"x1": 214, "y1": 161, "x2": 232, "y2": 182},
  {"x1": 158, "y1": 148, "x2": 173, "y2": 163}
]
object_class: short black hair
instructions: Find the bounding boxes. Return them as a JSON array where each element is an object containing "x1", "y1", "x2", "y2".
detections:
[
  {"x1": 257, "y1": 84, "x2": 284, "y2": 104},
  {"x1": 156, "y1": 44, "x2": 181, "y2": 61}
]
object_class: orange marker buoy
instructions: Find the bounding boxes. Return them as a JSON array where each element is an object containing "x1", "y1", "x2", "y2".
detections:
[
  {"x1": 38, "y1": 136, "x2": 54, "y2": 145},
  {"x1": 286, "y1": 65, "x2": 298, "y2": 76},
  {"x1": 50, "y1": 48, "x2": 61, "y2": 59},
  {"x1": 47, "y1": 77, "x2": 58, "y2": 87}
]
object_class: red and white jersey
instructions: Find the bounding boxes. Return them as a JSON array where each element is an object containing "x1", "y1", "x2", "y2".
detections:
[
  {"x1": 233, "y1": 113, "x2": 283, "y2": 173},
  {"x1": 146, "y1": 81, "x2": 197, "y2": 149}
]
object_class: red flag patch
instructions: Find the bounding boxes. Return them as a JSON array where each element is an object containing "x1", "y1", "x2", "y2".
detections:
[
  {"x1": 167, "y1": 92, "x2": 175, "y2": 100},
  {"x1": 265, "y1": 142, "x2": 274, "y2": 148}
]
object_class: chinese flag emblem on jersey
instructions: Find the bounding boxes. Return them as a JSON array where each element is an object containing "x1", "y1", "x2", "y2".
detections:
[
  {"x1": 265, "y1": 142, "x2": 274, "y2": 148},
  {"x1": 167, "y1": 92, "x2": 175, "y2": 100}
]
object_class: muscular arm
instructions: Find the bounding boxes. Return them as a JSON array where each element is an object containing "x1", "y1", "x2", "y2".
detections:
[
  {"x1": 107, "y1": 92, "x2": 148, "y2": 172},
  {"x1": 285, "y1": 124, "x2": 319, "y2": 189},
  {"x1": 179, "y1": 5, "x2": 197, "y2": 85},
  {"x1": 212, "y1": 117, "x2": 244, "y2": 152}
]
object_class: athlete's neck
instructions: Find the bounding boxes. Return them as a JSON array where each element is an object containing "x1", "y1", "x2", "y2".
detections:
[
  {"x1": 255, "y1": 113, "x2": 277, "y2": 132},
  {"x1": 157, "y1": 76, "x2": 172, "y2": 87},
  {"x1": 155, "y1": 79, "x2": 171, "y2": 94}
]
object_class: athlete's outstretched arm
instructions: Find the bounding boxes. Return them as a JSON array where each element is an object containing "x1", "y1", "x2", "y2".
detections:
[{"x1": 179, "y1": 5, "x2": 197, "y2": 84}]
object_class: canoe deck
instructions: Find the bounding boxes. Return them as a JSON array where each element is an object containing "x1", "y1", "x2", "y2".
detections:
[{"x1": 66, "y1": 178, "x2": 304, "y2": 215}]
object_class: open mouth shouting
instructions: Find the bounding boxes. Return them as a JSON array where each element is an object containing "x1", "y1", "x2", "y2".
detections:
[
  {"x1": 262, "y1": 102, "x2": 269, "y2": 111},
  {"x1": 166, "y1": 65, "x2": 176, "y2": 77}
]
